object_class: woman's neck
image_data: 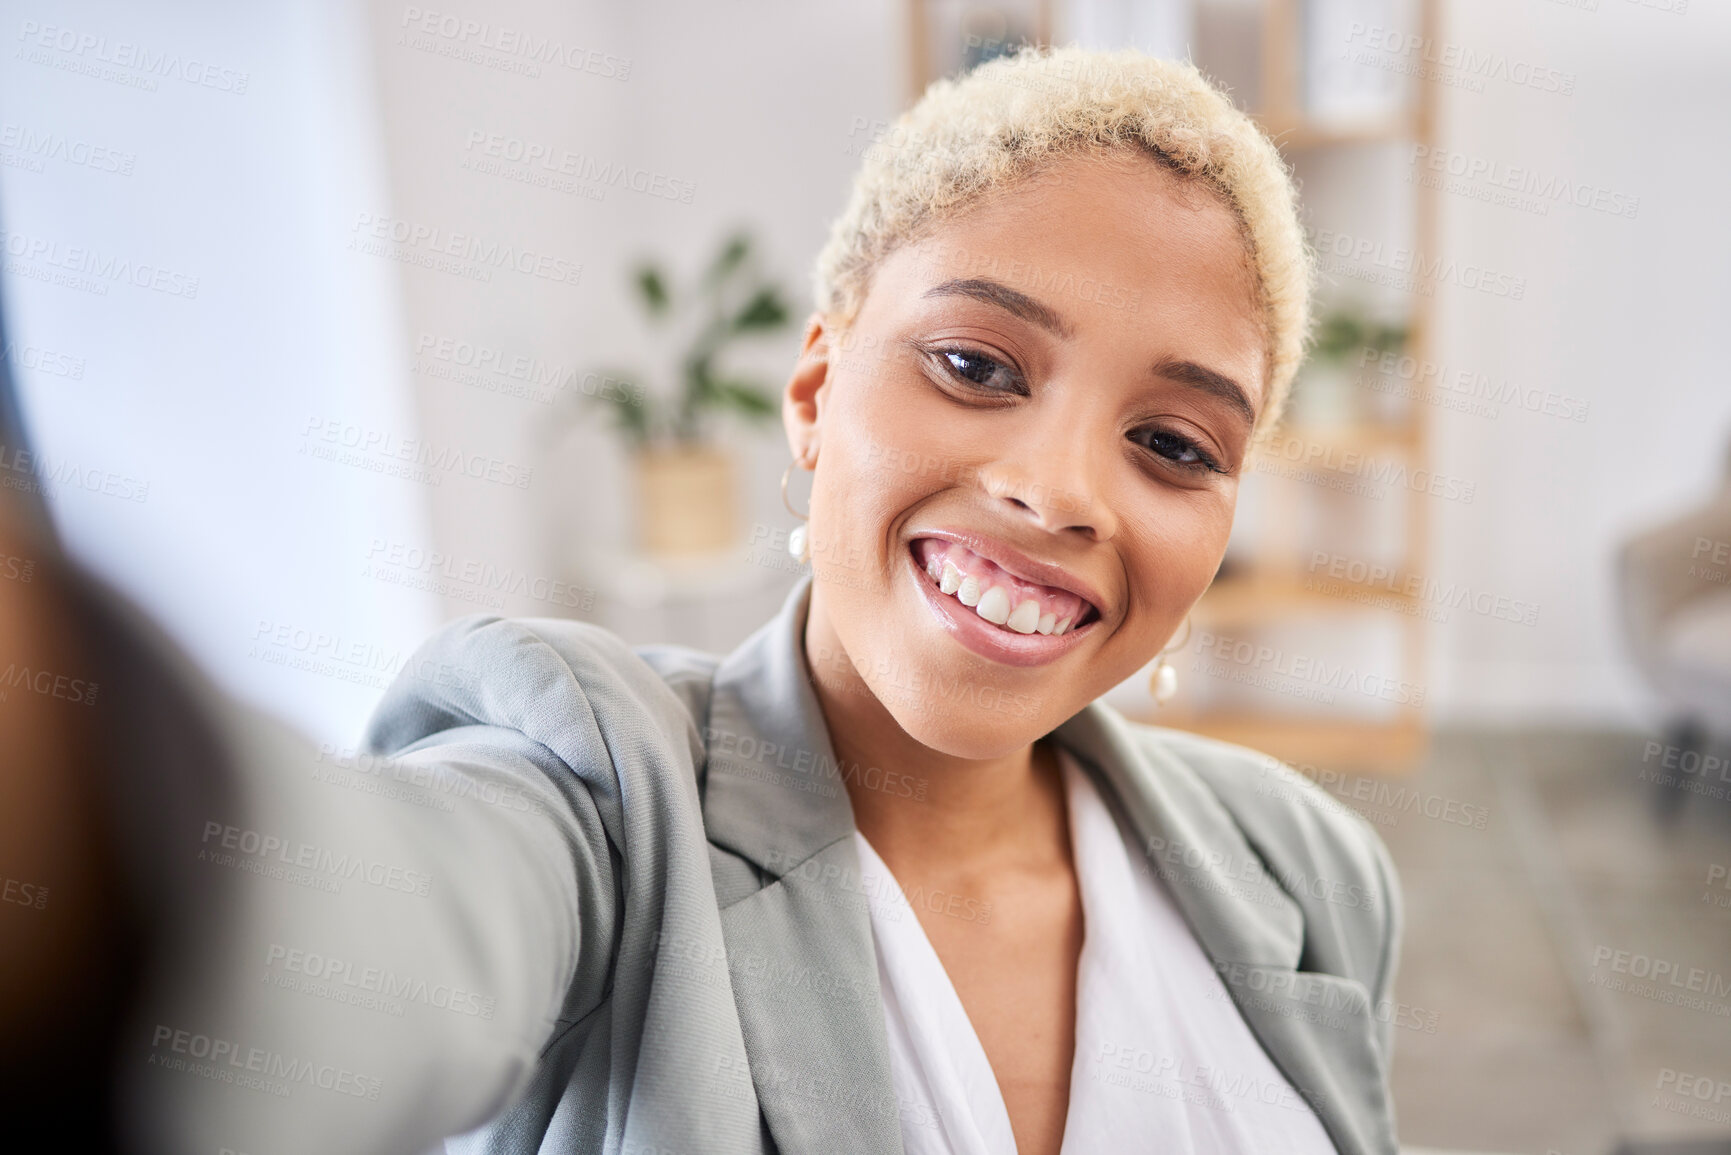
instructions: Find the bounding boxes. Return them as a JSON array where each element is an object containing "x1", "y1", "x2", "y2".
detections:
[{"x1": 801, "y1": 593, "x2": 1070, "y2": 877}]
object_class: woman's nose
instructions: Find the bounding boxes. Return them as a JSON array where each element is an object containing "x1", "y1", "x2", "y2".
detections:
[{"x1": 976, "y1": 430, "x2": 1119, "y2": 543}]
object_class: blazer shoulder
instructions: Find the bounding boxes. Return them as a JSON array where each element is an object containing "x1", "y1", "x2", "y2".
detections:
[
  {"x1": 1128, "y1": 722, "x2": 1402, "y2": 984},
  {"x1": 365, "y1": 614, "x2": 707, "y2": 762}
]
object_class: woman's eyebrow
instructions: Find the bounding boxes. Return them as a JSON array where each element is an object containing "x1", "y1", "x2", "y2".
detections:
[
  {"x1": 922, "y1": 275, "x2": 1257, "y2": 427},
  {"x1": 921, "y1": 277, "x2": 1075, "y2": 340},
  {"x1": 1151, "y1": 355, "x2": 1258, "y2": 428}
]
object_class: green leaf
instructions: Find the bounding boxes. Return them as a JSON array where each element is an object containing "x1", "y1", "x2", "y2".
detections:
[
  {"x1": 730, "y1": 287, "x2": 789, "y2": 333},
  {"x1": 1370, "y1": 322, "x2": 1410, "y2": 354},
  {"x1": 577, "y1": 370, "x2": 653, "y2": 446},
  {"x1": 712, "y1": 380, "x2": 777, "y2": 420},
  {"x1": 634, "y1": 265, "x2": 670, "y2": 316},
  {"x1": 1311, "y1": 312, "x2": 1366, "y2": 361},
  {"x1": 703, "y1": 233, "x2": 752, "y2": 289}
]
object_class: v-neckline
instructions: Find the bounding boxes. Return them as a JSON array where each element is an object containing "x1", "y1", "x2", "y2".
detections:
[{"x1": 852, "y1": 749, "x2": 1099, "y2": 1155}]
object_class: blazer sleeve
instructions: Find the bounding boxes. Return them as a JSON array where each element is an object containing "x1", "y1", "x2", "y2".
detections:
[
  {"x1": 1367, "y1": 822, "x2": 1406, "y2": 1069},
  {"x1": 130, "y1": 615, "x2": 641, "y2": 1155}
]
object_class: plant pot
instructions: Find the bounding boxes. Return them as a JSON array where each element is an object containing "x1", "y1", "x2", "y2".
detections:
[{"x1": 634, "y1": 444, "x2": 738, "y2": 556}]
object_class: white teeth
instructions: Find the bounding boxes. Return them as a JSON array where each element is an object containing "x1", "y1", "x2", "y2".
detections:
[
  {"x1": 925, "y1": 549, "x2": 1079, "y2": 638},
  {"x1": 975, "y1": 586, "x2": 1011, "y2": 625}
]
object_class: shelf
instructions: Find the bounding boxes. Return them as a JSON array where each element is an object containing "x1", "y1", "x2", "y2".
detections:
[
  {"x1": 1139, "y1": 0, "x2": 1439, "y2": 781},
  {"x1": 1125, "y1": 711, "x2": 1428, "y2": 775},
  {"x1": 1253, "y1": 112, "x2": 1418, "y2": 152},
  {"x1": 1267, "y1": 422, "x2": 1422, "y2": 463},
  {"x1": 1195, "y1": 572, "x2": 1424, "y2": 627}
]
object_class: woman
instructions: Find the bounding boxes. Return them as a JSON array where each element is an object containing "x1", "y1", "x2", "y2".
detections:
[{"x1": 130, "y1": 43, "x2": 1399, "y2": 1155}]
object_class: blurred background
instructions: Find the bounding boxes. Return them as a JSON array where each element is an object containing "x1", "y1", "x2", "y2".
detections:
[{"x1": 2, "y1": 0, "x2": 1728, "y2": 1151}]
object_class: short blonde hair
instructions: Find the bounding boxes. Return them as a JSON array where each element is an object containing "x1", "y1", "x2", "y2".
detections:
[{"x1": 814, "y1": 45, "x2": 1312, "y2": 437}]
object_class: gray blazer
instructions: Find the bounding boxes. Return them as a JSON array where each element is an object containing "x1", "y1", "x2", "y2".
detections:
[{"x1": 357, "y1": 573, "x2": 1403, "y2": 1155}]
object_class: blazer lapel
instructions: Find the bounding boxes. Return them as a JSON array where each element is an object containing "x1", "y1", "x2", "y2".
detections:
[
  {"x1": 697, "y1": 574, "x2": 1391, "y2": 1155},
  {"x1": 1052, "y1": 704, "x2": 1394, "y2": 1155},
  {"x1": 700, "y1": 576, "x2": 903, "y2": 1155}
]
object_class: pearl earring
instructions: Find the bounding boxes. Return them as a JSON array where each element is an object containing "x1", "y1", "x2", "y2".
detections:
[
  {"x1": 780, "y1": 457, "x2": 811, "y2": 564},
  {"x1": 1149, "y1": 616, "x2": 1193, "y2": 706}
]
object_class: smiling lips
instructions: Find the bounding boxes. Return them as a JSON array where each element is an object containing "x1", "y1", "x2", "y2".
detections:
[{"x1": 911, "y1": 538, "x2": 1097, "y2": 636}]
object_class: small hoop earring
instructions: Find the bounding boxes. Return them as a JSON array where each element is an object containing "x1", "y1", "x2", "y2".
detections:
[
  {"x1": 1149, "y1": 615, "x2": 1193, "y2": 706},
  {"x1": 780, "y1": 458, "x2": 811, "y2": 564}
]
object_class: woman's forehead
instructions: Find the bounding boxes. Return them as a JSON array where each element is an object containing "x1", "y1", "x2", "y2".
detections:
[{"x1": 864, "y1": 155, "x2": 1267, "y2": 397}]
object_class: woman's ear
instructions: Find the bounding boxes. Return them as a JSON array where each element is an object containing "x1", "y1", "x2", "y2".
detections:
[{"x1": 782, "y1": 312, "x2": 834, "y2": 464}]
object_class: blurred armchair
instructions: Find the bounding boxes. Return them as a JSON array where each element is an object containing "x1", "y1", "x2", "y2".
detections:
[{"x1": 1617, "y1": 441, "x2": 1731, "y2": 816}]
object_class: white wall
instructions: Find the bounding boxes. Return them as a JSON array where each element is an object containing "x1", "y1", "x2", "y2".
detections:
[
  {"x1": 1425, "y1": 0, "x2": 1731, "y2": 723},
  {"x1": 0, "y1": 0, "x2": 438, "y2": 745},
  {"x1": 364, "y1": 0, "x2": 904, "y2": 651}
]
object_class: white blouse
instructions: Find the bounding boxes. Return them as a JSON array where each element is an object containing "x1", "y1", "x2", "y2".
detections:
[{"x1": 852, "y1": 748, "x2": 1338, "y2": 1154}]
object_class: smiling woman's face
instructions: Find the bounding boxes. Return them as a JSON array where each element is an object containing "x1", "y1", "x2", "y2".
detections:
[{"x1": 786, "y1": 149, "x2": 1268, "y2": 759}]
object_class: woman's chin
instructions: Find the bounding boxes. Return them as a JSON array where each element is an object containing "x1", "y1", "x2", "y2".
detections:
[{"x1": 874, "y1": 689, "x2": 1053, "y2": 761}]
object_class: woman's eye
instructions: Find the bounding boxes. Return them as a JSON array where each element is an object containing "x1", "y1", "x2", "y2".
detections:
[
  {"x1": 937, "y1": 347, "x2": 1024, "y2": 395},
  {"x1": 1134, "y1": 428, "x2": 1222, "y2": 474}
]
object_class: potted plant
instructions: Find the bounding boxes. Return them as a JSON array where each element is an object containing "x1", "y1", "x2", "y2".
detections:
[
  {"x1": 1290, "y1": 307, "x2": 1409, "y2": 430},
  {"x1": 583, "y1": 232, "x2": 791, "y2": 556}
]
